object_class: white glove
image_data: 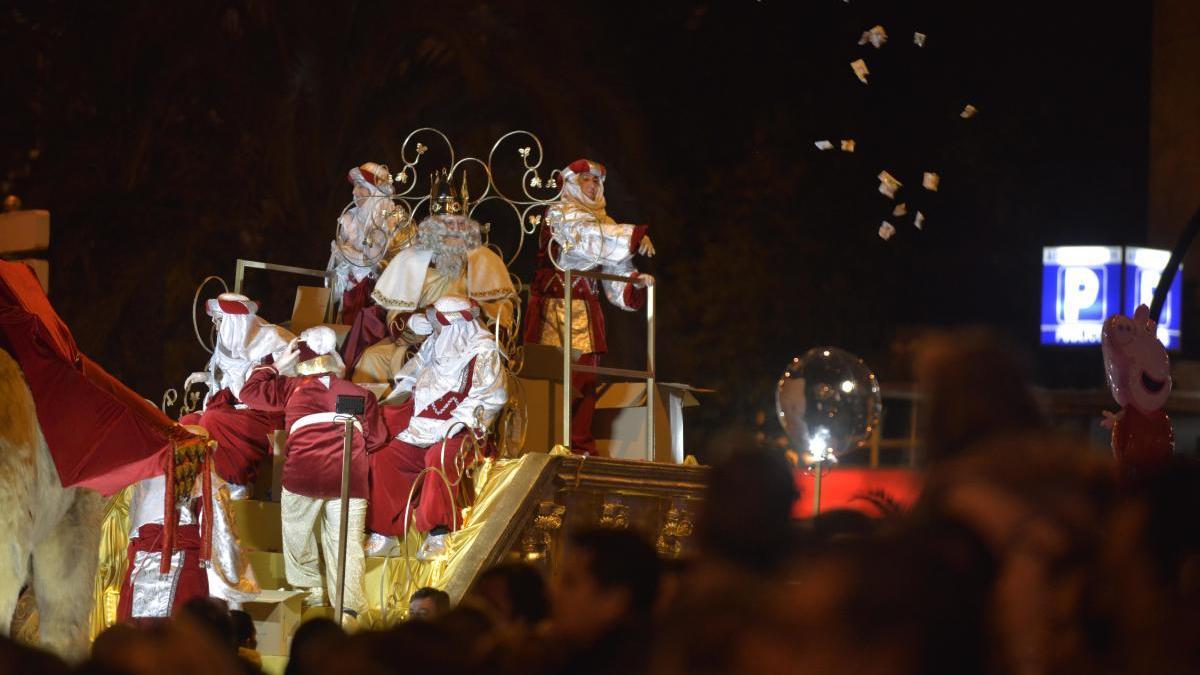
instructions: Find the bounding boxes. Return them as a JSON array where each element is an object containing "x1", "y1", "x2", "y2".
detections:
[
  {"x1": 638, "y1": 234, "x2": 656, "y2": 258},
  {"x1": 184, "y1": 371, "x2": 210, "y2": 390},
  {"x1": 273, "y1": 338, "x2": 302, "y2": 375},
  {"x1": 634, "y1": 273, "x2": 655, "y2": 288}
]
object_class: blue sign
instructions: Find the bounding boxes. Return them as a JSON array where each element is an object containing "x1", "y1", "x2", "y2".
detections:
[
  {"x1": 1125, "y1": 247, "x2": 1183, "y2": 350},
  {"x1": 1041, "y1": 246, "x2": 1182, "y2": 349},
  {"x1": 1041, "y1": 247, "x2": 1123, "y2": 346}
]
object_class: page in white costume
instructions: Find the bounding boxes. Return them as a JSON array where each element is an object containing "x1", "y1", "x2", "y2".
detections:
[
  {"x1": 205, "y1": 315, "x2": 295, "y2": 401},
  {"x1": 327, "y1": 176, "x2": 394, "y2": 302},
  {"x1": 395, "y1": 311, "x2": 507, "y2": 446}
]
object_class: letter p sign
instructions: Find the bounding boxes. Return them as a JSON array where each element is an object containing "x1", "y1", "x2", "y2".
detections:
[{"x1": 1061, "y1": 267, "x2": 1103, "y2": 323}]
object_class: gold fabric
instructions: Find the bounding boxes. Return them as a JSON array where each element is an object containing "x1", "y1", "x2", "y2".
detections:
[
  {"x1": 419, "y1": 265, "x2": 467, "y2": 308},
  {"x1": 296, "y1": 354, "x2": 342, "y2": 377},
  {"x1": 351, "y1": 341, "x2": 412, "y2": 391},
  {"x1": 537, "y1": 298, "x2": 594, "y2": 353},
  {"x1": 90, "y1": 486, "x2": 132, "y2": 640},
  {"x1": 363, "y1": 457, "x2": 526, "y2": 626}
]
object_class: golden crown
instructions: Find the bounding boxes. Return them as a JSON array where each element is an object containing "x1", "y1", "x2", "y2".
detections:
[{"x1": 428, "y1": 168, "x2": 470, "y2": 216}]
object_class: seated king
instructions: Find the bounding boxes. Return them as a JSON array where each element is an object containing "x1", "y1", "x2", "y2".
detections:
[{"x1": 346, "y1": 169, "x2": 516, "y2": 396}]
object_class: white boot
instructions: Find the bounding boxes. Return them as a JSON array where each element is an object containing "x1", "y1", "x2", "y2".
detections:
[
  {"x1": 364, "y1": 532, "x2": 400, "y2": 557},
  {"x1": 416, "y1": 532, "x2": 449, "y2": 561},
  {"x1": 302, "y1": 586, "x2": 327, "y2": 607}
]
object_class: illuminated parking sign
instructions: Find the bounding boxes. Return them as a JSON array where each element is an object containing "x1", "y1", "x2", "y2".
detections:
[
  {"x1": 1041, "y1": 245, "x2": 1182, "y2": 349},
  {"x1": 1125, "y1": 247, "x2": 1183, "y2": 349},
  {"x1": 1042, "y1": 247, "x2": 1122, "y2": 345}
]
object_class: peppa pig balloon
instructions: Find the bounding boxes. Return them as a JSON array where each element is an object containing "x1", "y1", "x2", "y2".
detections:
[{"x1": 1101, "y1": 304, "x2": 1174, "y2": 475}]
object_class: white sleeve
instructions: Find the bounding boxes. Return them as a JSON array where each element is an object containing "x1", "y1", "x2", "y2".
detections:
[
  {"x1": 558, "y1": 220, "x2": 638, "y2": 271},
  {"x1": 393, "y1": 340, "x2": 430, "y2": 393},
  {"x1": 450, "y1": 349, "x2": 508, "y2": 432},
  {"x1": 601, "y1": 253, "x2": 642, "y2": 311}
]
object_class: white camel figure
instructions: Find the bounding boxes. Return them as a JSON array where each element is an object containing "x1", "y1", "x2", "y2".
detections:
[{"x1": 0, "y1": 346, "x2": 104, "y2": 661}]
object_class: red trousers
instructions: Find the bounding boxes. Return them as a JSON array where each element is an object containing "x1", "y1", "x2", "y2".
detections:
[
  {"x1": 181, "y1": 394, "x2": 282, "y2": 485},
  {"x1": 571, "y1": 353, "x2": 601, "y2": 455},
  {"x1": 369, "y1": 434, "x2": 471, "y2": 535},
  {"x1": 117, "y1": 524, "x2": 207, "y2": 626}
]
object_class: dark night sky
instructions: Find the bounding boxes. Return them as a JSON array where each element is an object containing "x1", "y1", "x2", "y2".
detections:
[{"x1": 1, "y1": 1, "x2": 1153, "y2": 454}]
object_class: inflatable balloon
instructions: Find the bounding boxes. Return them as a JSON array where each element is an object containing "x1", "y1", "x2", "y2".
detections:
[
  {"x1": 776, "y1": 347, "x2": 881, "y2": 464},
  {"x1": 1101, "y1": 304, "x2": 1174, "y2": 475}
]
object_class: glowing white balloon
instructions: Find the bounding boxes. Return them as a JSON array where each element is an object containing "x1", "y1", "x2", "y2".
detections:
[{"x1": 776, "y1": 347, "x2": 882, "y2": 463}]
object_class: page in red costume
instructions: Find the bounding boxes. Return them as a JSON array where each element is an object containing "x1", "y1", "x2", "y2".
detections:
[{"x1": 240, "y1": 366, "x2": 388, "y2": 499}]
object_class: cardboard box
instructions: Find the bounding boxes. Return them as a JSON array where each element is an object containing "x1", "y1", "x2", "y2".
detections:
[
  {"x1": 594, "y1": 382, "x2": 705, "y2": 463},
  {"x1": 243, "y1": 589, "x2": 306, "y2": 657}
]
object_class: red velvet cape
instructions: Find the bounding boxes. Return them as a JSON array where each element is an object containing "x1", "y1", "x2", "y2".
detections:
[{"x1": 0, "y1": 261, "x2": 189, "y2": 496}]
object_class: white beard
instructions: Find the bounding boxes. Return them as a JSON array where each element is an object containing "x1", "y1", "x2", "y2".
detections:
[{"x1": 416, "y1": 215, "x2": 482, "y2": 278}]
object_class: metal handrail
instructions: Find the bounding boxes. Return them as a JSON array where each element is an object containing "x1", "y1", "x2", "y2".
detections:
[
  {"x1": 561, "y1": 268, "x2": 656, "y2": 462},
  {"x1": 571, "y1": 364, "x2": 652, "y2": 379},
  {"x1": 233, "y1": 259, "x2": 337, "y2": 323}
]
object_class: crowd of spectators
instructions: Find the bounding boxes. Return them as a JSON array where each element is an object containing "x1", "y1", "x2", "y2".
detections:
[{"x1": 3, "y1": 331, "x2": 1199, "y2": 675}]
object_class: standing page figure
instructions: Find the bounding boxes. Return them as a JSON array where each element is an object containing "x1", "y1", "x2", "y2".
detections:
[{"x1": 524, "y1": 159, "x2": 655, "y2": 454}]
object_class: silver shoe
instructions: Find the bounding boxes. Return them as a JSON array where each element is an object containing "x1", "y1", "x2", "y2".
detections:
[
  {"x1": 416, "y1": 532, "x2": 449, "y2": 561},
  {"x1": 302, "y1": 587, "x2": 327, "y2": 607},
  {"x1": 364, "y1": 532, "x2": 400, "y2": 557}
]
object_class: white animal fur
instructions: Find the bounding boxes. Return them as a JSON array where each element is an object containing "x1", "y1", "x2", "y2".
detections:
[{"x1": 0, "y1": 347, "x2": 103, "y2": 661}]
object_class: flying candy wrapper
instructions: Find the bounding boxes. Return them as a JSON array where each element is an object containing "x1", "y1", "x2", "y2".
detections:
[
  {"x1": 923, "y1": 172, "x2": 940, "y2": 191},
  {"x1": 851, "y1": 59, "x2": 870, "y2": 84},
  {"x1": 877, "y1": 170, "x2": 902, "y2": 199},
  {"x1": 913, "y1": 32, "x2": 927, "y2": 47},
  {"x1": 893, "y1": 202, "x2": 908, "y2": 217},
  {"x1": 858, "y1": 25, "x2": 888, "y2": 49},
  {"x1": 960, "y1": 104, "x2": 978, "y2": 119},
  {"x1": 841, "y1": 139, "x2": 856, "y2": 152},
  {"x1": 815, "y1": 140, "x2": 834, "y2": 151},
  {"x1": 879, "y1": 221, "x2": 896, "y2": 240},
  {"x1": 914, "y1": 211, "x2": 925, "y2": 229}
]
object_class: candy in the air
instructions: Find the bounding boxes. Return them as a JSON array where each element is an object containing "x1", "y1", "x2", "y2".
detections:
[
  {"x1": 893, "y1": 202, "x2": 907, "y2": 217},
  {"x1": 851, "y1": 59, "x2": 870, "y2": 84},
  {"x1": 914, "y1": 211, "x2": 925, "y2": 229},
  {"x1": 879, "y1": 221, "x2": 896, "y2": 240},
  {"x1": 923, "y1": 172, "x2": 940, "y2": 191},
  {"x1": 877, "y1": 170, "x2": 902, "y2": 199},
  {"x1": 913, "y1": 32, "x2": 927, "y2": 47},
  {"x1": 858, "y1": 25, "x2": 888, "y2": 49},
  {"x1": 960, "y1": 104, "x2": 978, "y2": 119},
  {"x1": 840, "y1": 139, "x2": 856, "y2": 152},
  {"x1": 815, "y1": 140, "x2": 834, "y2": 151}
]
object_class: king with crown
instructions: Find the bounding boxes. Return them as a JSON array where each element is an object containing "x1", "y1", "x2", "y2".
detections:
[
  {"x1": 524, "y1": 159, "x2": 656, "y2": 455},
  {"x1": 344, "y1": 170, "x2": 517, "y2": 396}
]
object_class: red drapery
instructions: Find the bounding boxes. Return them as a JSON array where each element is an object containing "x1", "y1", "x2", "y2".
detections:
[{"x1": 0, "y1": 261, "x2": 189, "y2": 496}]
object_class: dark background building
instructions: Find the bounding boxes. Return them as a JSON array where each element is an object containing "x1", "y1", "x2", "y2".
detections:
[{"x1": 2, "y1": 0, "x2": 1177, "y2": 456}]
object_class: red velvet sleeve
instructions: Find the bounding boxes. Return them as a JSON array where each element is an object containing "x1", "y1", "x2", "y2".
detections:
[
  {"x1": 360, "y1": 391, "x2": 390, "y2": 453},
  {"x1": 629, "y1": 225, "x2": 648, "y2": 254},
  {"x1": 621, "y1": 272, "x2": 647, "y2": 310},
  {"x1": 237, "y1": 366, "x2": 293, "y2": 412}
]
